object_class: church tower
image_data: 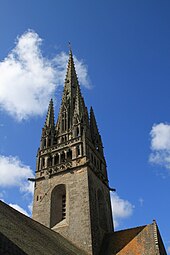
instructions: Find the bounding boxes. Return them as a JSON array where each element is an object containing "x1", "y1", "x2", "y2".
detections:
[{"x1": 32, "y1": 50, "x2": 113, "y2": 255}]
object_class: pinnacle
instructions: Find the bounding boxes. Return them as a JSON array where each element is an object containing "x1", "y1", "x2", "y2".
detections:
[
  {"x1": 90, "y1": 106, "x2": 98, "y2": 130},
  {"x1": 90, "y1": 106, "x2": 94, "y2": 115},
  {"x1": 44, "y1": 98, "x2": 55, "y2": 128},
  {"x1": 90, "y1": 106, "x2": 103, "y2": 153},
  {"x1": 74, "y1": 86, "x2": 84, "y2": 118}
]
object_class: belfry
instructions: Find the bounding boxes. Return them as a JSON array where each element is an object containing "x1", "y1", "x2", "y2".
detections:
[{"x1": 32, "y1": 50, "x2": 113, "y2": 255}]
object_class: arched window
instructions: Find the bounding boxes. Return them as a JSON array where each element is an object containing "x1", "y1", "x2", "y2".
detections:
[
  {"x1": 76, "y1": 126, "x2": 80, "y2": 136},
  {"x1": 50, "y1": 184, "x2": 66, "y2": 228},
  {"x1": 97, "y1": 189, "x2": 108, "y2": 230},
  {"x1": 47, "y1": 156, "x2": 52, "y2": 167},
  {"x1": 67, "y1": 149, "x2": 72, "y2": 160},
  {"x1": 48, "y1": 138, "x2": 51, "y2": 147},
  {"x1": 61, "y1": 151, "x2": 65, "y2": 163},
  {"x1": 42, "y1": 157, "x2": 45, "y2": 169},
  {"x1": 54, "y1": 154, "x2": 59, "y2": 165},
  {"x1": 76, "y1": 145, "x2": 80, "y2": 157},
  {"x1": 43, "y1": 139, "x2": 46, "y2": 148}
]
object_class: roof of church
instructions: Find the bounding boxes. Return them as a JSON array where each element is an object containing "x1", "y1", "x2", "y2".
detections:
[
  {"x1": 0, "y1": 200, "x2": 167, "y2": 255},
  {"x1": 0, "y1": 200, "x2": 87, "y2": 255},
  {"x1": 100, "y1": 222, "x2": 167, "y2": 255}
]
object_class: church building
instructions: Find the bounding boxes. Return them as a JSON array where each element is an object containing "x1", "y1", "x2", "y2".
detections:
[{"x1": 0, "y1": 50, "x2": 167, "y2": 255}]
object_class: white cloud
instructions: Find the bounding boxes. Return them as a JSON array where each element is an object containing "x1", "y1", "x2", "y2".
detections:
[
  {"x1": 74, "y1": 57, "x2": 91, "y2": 89},
  {"x1": 111, "y1": 192, "x2": 134, "y2": 228},
  {"x1": 0, "y1": 30, "x2": 56, "y2": 121},
  {"x1": 150, "y1": 123, "x2": 170, "y2": 150},
  {"x1": 0, "y1": 155, "x2": 33, "y2": 216},
  {"x1": 0, "y1": 30, "x2": 91, "y2": 121},
  {"x1": 0, "y1": 155, "x2": 34, "y2": 194},
  {"x1": 149, "y1": 123, "x2": 170, "y2": 170},
  {"x1": 9, "y1": 203, "x2": 29, "y2": 216}
]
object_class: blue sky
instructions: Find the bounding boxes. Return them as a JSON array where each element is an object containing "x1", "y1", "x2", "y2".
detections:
[{"x1": 0, "y1": 0, "x2": 170, "y2": 252}]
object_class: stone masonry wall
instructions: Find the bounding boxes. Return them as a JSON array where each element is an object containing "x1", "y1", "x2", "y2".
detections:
[
  {"x1": 32, "y1": 166, "x2": 93, "y2": 255},
  {"x1": 88, "y1": 169, "x2": 113, "y2": 255}
]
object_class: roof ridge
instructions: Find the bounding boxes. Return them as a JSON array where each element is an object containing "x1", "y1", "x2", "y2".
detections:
[{"x1": 114, "y1": 224, "x2": 147, "y2": 234}]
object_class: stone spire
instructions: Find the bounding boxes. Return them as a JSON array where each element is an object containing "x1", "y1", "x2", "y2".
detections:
[
  {"x1": 40, "y1": 99, "x2": 55, "y2": 149},
  {"x1": 44, "y1": 98, "x2": 55, "y2": 128},
  {"x1": 65, "y1": 49, "x2": 79, "y2": 89},
  {"x1": 56, "y1": 50, "x2": 88, "y2": 135},
  {"x1": 90, "y1": 106, "x2": 104, "y2": 155},
  {"x1": 62, "y1": 49, "x2": 79, "y2": 109}
]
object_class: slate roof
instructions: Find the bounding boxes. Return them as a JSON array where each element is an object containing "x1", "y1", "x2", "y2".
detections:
[{"x1": 0, "y1": 200, "x2": 87, "y2": 255}]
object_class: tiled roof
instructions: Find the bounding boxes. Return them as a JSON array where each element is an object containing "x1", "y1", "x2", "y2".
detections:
[
  {"x1": 0, "y1": 200, "x2": 87, "y2": 255},
  {"x1": 99, "y1": 225, "x2": 145, "y2": 255},
  {"x1": 100, "y1": 223, "x2": 167, "y2": 255}
]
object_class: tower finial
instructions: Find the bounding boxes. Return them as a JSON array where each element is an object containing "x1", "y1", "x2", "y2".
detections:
[{"x1": 68, "y1": 41, "x2": 72, "y2": 54}]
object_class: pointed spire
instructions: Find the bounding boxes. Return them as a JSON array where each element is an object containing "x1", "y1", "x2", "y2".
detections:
[
  {"x1": 44, "y1": 99, "x2": 55, "y2": 128},
  {"x1": 64, "y1": 47, "x2": 79, "y2": 92},
  {"x1": 56, "y1": 49, "x2": 86, "y2": 133},
  {"x1": 90, "y1": 107, "x2": 103, "y2": 154}
]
